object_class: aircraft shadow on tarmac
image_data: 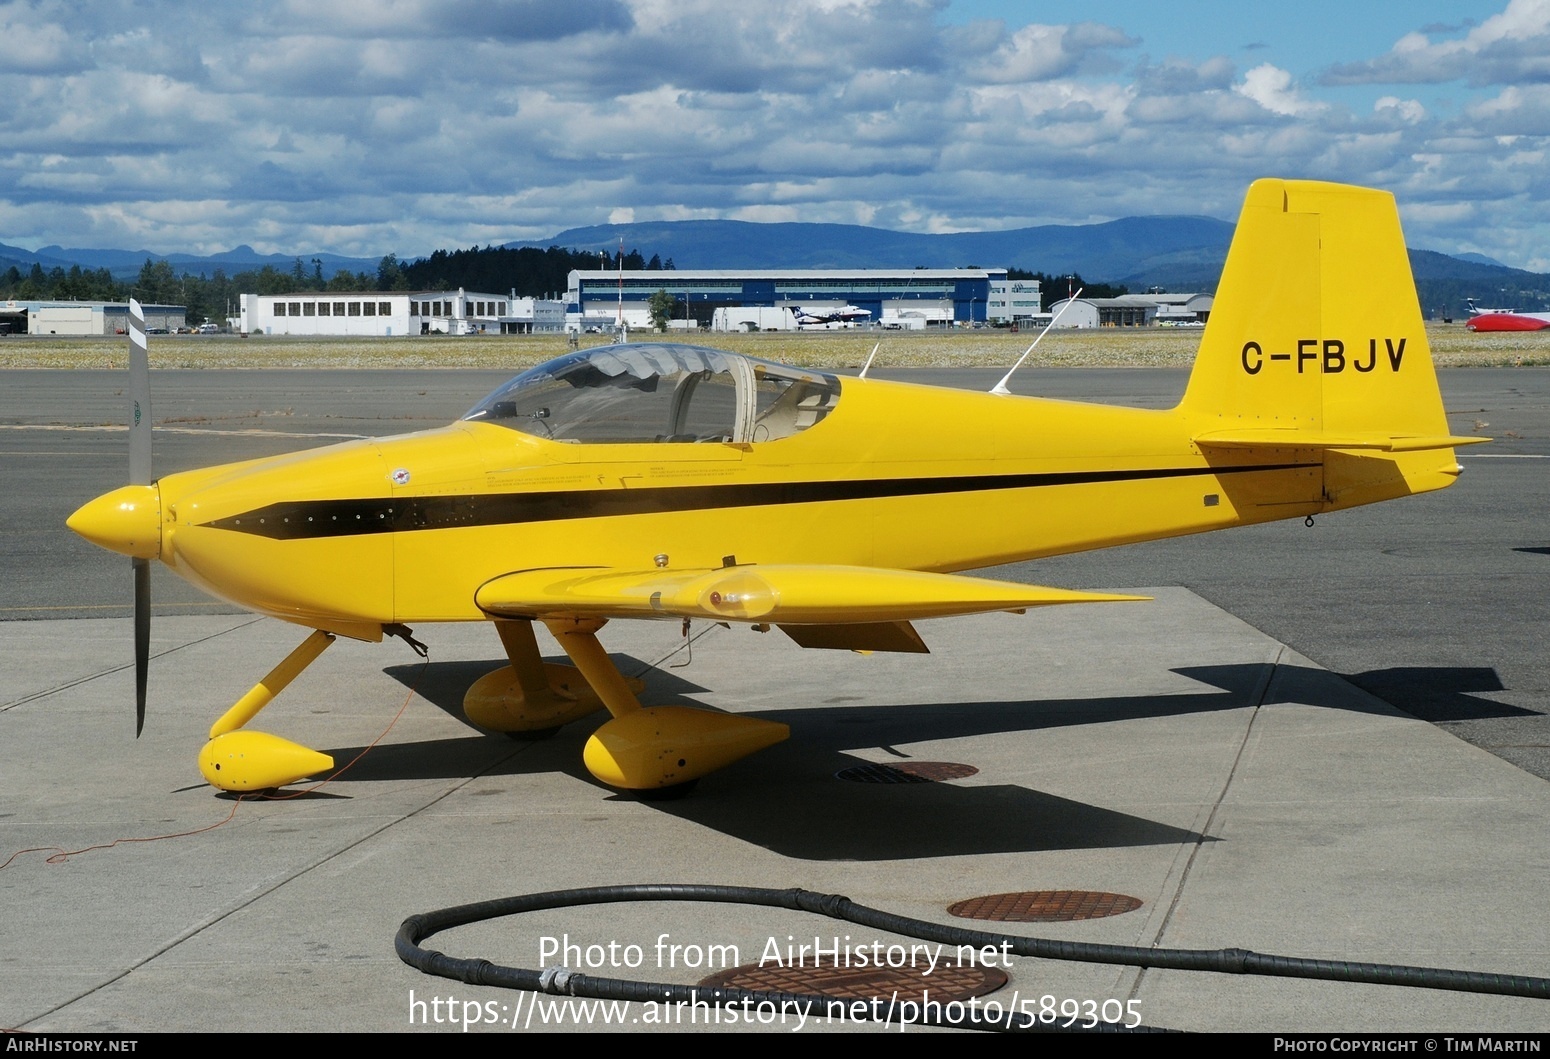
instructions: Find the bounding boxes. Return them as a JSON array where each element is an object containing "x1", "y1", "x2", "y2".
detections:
[
  {"x1": 1338, "y1": 666, "x2": 1538, "y2": 723},
  {"x1": 316, "y1": 654, "x2": 1496, "y2": 861}
]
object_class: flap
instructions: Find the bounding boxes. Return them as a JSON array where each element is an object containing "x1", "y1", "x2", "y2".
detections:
[{"x1": 778, "y1": 620, "x2": 930, "y2": 653}]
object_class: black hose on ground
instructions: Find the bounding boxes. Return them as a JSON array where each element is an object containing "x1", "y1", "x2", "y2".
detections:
[{"x1": 396, "y1": 883, "x2": 1548, "y2": 1033}]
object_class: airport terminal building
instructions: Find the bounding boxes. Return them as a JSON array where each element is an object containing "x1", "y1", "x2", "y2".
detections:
[
  {"x1": 240, "y1": 290, "x2": 565, "y2": 336},
  {"x1": 566, "y1": 268, "x2": 1015, "y2": 331}
]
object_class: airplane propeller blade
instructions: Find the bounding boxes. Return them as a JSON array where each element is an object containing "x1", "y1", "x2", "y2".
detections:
[
  {"x1": 128, "y1": 299, "x2": 151, "y2": 736},
  {"x1": 128, "y1": 299, "x2": 151, "y2": 486},
  {"x1": 134, "y1": 557, "x2": 149, "y2": 736}
]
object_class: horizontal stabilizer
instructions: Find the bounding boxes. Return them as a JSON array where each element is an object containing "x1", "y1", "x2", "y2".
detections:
[
  {"x1": 476, "y1": 564, "x2": 1147, "y2": 625},
  {"x1": 1195, "y1": 429, "x2": 1489, "y2": 452}
]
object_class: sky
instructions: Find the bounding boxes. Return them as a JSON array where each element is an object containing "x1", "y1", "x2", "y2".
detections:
[{"x1": 3, "y1": 0, "x2": 1548, "y2": 270}]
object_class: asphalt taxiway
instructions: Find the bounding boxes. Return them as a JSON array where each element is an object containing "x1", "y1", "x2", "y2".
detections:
[{"x1": 1, "y1": 365, "x2": 1546, "y2": 1033}]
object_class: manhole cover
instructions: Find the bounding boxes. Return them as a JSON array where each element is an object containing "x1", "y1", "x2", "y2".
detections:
[
  {"x1": 834, "y1": 761, "x2": 979, "y2": 784},
  {"x1": 701, "y1": 955, "x2": 1007, "y2": 1004},
  {"x1": 949, "y1": 890, "x2": 1143, "y2": 922}
]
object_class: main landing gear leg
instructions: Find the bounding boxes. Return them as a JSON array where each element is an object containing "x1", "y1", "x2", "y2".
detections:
[
  {"x1": 198, "y1": 629, "x2": 337, "y2": 792},
  {"x1": 463, "y1": 618, "x2": 640, "y2": 737},
  {"x1": 542, "y1": 617, "x2": 788, "y2": 794}
]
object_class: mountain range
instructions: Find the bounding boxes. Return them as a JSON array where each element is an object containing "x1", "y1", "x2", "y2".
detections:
[
  {"x1": 522, "y1": 215, "x2": 1237, "y2": 288},
  {"x1": 522, "y1": 218, "x2": 1550, "y2": 310},
  {"x1": 0, "y1": 242, "x2": 378, "y2": 281},
  {"x1": 5, "y1": 215, "x2": 1547, "y2": 311}
]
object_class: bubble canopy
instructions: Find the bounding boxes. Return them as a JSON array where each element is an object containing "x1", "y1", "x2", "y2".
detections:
[{"x1": 463, "y1": 344, "x2": 842, "y2": 444}]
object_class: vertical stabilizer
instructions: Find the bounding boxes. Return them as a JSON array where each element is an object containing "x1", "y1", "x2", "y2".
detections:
[
  {"x1": 1183, "y1": 179, "x2": 1449, "y2": 440},
  {"x1": 1182, "y1": 180, "x2": 1477, "y2": 508}
]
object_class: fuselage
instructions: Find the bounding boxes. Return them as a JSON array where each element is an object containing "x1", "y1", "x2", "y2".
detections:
[
  {"x1": 144, "y1": 370, "x2": 1321, "y2": 638},
  {"x1": 1465, "y1": 311, "x2": 1550, "y2": 332}
]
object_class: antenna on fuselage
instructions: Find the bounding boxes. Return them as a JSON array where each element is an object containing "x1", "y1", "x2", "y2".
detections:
[
  {"x1": 858, "y1": 341, "x2": 881, "y2": 378},
  {"x1": 990, "y1": 287, "x2": 1082, "y2": 396}
]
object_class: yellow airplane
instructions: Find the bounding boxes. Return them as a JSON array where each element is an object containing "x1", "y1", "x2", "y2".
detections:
[{"x1": 68, "y1": 179, "x2": 1484, "y2": 796}]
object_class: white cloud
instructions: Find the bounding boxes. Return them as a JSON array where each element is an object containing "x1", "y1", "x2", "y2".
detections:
[
  {"x1": 1133, "y1": 56, "x2": 1235, "y2": 95},
  {"x1": 1375, "y1": 96, "x2": 1427, "y2": 123},
  {"x1": 1468, "y1": 85, "x2": 1550, "y2": 135},
  {"x1": 970, "y1": 21, "x2": 1137, "y2": 84},
  {"x1": 728, "y1": 204, "x2": 802, "y2": 223},
  {"x1": 1322, "y1": 0, "x2": 1550, "y2": 86},
  {"x1": 0, "y1": 6, "x2": 89, "y2": 74},
  {"x1": 1235, "y1": 64, "x2": 1326, "y2": 117}
]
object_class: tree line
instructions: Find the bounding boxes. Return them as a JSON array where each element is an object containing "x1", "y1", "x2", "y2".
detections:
[{"x1": 399, "y1": 246, "x2": 673, "y2": 297}]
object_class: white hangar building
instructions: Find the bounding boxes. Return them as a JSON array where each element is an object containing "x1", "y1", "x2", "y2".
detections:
[
  {"x1": 1045, "y1": 292, "x2": 1214, "y2": 328},
  {"x1": 0, "y1": 299, "x2": 186, "y2": 336},
  {"x1": 240, "y1": 290, "x2": 565, "y2": 336}
]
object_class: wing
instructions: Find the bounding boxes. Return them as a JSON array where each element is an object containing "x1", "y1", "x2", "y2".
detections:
[{"x1": 475, "y1": 564, "x2": 1146, "y2": 652}]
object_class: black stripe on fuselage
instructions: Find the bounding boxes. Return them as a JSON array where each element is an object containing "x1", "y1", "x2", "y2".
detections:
[{"x1": 196, "y1": 463, "x2": 1316, "y2": 541}]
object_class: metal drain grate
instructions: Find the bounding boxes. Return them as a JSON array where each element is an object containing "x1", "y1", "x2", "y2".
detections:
[
  {"x1": 948, "y1": 890, "x2": 1143, "y2": 922},
  {"x1": 834, "y1": 761, "x2": 980, "y2": 784},
  {"x1": 701, "y1": 955, "x2": 1007, "y2": 1004}
]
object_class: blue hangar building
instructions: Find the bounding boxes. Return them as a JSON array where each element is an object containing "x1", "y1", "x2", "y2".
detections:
[{"x1": 565, "y1": 268, "x2": 1015, "y2": 331}]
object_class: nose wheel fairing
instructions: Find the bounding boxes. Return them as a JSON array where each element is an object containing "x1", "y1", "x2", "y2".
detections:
[
  {"x1": 198, "y1": 630, "x2": 338, "y2": 792},
  {"x1": 199, "y1": 731, "x2": 334, "y2": 791}
]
